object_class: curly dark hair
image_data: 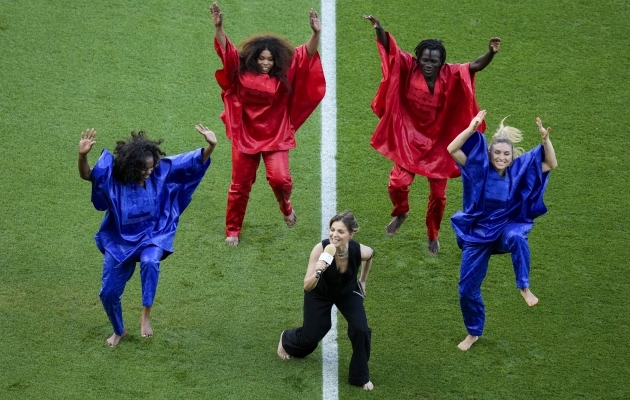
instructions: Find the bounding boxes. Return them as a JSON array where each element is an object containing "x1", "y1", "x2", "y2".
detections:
[
  {"x1": 112, "y1": 131, "x2": 166, "y2": 184},
  {"x1": 239, "y1": 35, "x2": 295, "y2": 90},
  {"x1": 414, "y1": 39, "x2": 447, "y2": 66},
  {"x1": 329, "y1": 210, "x2": 359, "y2": 235}
]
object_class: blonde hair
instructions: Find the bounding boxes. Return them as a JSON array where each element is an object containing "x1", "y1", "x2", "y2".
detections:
[{"x1": 490, "y1": 117, "x2": 524, "y2": 158}]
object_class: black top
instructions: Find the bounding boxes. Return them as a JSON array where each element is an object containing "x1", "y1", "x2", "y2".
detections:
[{"x1": 311, "y1": 239, "x2": 361, "y2": 298}]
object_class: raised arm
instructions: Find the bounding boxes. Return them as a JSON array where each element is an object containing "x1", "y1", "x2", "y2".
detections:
[
  {"x1": 303, "y1": 243, "x2": 329, "y2": 292},
  {"x1": 210, "y1": 2, "x2": 226, "y2": 49},
  {"x1": 469, "y1": 37, "x2": 501, "y2": 73},
  {"x1": 357, "y1": 244, "x2": 374, "y2": 296},
  {"x1": 305, "y1": 8, "x2": 321, "y2": 58},
  {"x1": 536, "y1": 117, "x2": 558, "y2": 173},
  {"x1": 448, "y1": 110, "x2": 487, "y2": 166},
  {"x1": 194, "y1": 124, "x2": 218, "y2": 163},
  {"x1": 78, "y1": 128, "x2": 97, "y2": 181},
  {"x1": 363, "y1": 14, "x2": 389, "y2": 52}
]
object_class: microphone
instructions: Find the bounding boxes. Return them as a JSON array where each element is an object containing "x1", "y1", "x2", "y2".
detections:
[{"x1": 315, "y1": 244, "x2": 337, "y2": 278}]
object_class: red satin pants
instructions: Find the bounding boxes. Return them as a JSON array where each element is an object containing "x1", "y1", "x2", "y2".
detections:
[
  {"x1": 226, "y1": 147, "x2": 293, "y2": 237},
  {"x1": 388, "y1": 164, "x2": 447, "y2": 241}
]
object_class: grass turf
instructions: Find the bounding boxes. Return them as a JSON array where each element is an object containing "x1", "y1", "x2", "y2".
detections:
[{"x1": 1, "y1": 0, "x2": 628, "y2": 398}]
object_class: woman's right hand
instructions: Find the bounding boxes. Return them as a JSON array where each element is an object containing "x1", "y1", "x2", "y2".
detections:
[
  {"x1": 470, "y1": 110, "x2": 487, "y2": 130},
  {"x1": 363, "y1": 14, "x2": 382, "y2": 29},
  {"x1": 315, "y1": 260, "x2": 328, "y2": 273},
  {"x1": 79, "y1": 128, "x2": 96, "y2": 155},
  {"x1": 536, "y1": 117, "x2": 551, "y2": 141},
  {"x1": 210, "y1": 2, "x2": 223, "y2": 26}
]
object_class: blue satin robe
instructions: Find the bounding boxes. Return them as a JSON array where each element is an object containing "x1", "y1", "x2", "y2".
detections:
[
  {"x1": 451, "y1": 131, "x2": 550, "y2": 336},
  {"x1": 91, "y1": 148, "x2": 210, "y2": 262},
  {"x1": 90, "y1": 148, "x2": 210, "y2": 335}
]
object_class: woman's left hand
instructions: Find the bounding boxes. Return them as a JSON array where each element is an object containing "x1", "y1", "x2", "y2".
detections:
[
  {"x1": 79, "y1": 128, "x2": 97, "y2": 155},
  {"x1": 195, "y1": 124, "x2": 218, "y2": 146},
  {"x1": 488, "y1": 37, "x2": 501, "y2": 53},
  {"x1": 470, "y1": 110, "x2": 487, "y2": 130},
  {"x1": 310, "y1": 8, "x2": 321, "y2": 33},
  {"x1": 358, "y1": 280, "x2": 367, "y2": 296},
  {"x1": 210, "y1": 2, "x2": 223, "y2": 26},
  {"x1": 536, "y1": 117, "x2": 551, "y2": 141}
]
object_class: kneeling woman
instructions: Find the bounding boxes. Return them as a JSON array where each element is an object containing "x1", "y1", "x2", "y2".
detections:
[
  {"x1": 447, "y1": 111, "x2": 558, "y2": 351},
  {"x1": 278, "y1": 211, "x2": 375, "y2": 390}
]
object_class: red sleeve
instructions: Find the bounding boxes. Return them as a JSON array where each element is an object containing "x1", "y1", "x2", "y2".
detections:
[
  {"x1": 444, "y1": 63, "x2": 486, "y2": 134},
  {"x1": 214, "y1": 36, "x2": 240, "y2": 91},
  {"x1": 371, "y1": 32, "x2": 414, "y2": 119},
  {"x1": 287, "y1": 45, "x2": 326, "y2": 132}
]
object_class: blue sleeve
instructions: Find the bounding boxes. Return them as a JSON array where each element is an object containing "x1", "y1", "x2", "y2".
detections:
[
  {"x1": 509, "y1": 145, "x2": 550, "y2": 220},
  {"x1": 90, "y1": 150, "x2": 114, "y2": 211},
  {"x1": 156, "y1": 149, "x2": 210, "y2": 184},
  {"x1": 459, "y1": 131, "x2": 489, "y2": 214},
  {"x1": 152, "y1": 149, "x2": 211, "y2": 212}
]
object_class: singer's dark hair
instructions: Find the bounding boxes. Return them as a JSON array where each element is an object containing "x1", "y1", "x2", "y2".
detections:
[{"x1": 329, "y1": 210, "x2": 359, "y2": 234}]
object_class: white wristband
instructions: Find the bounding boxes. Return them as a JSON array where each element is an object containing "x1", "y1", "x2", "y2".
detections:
[{"x1": 318, "y1": 252, "x2": 333, "y2": 265}]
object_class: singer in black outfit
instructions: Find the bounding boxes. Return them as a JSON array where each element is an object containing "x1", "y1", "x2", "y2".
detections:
[{"x1": 277, "y1": 210, "x2": 375, "y2": 390}]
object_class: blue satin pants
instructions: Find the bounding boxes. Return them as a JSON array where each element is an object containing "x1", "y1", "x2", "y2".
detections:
[
  {"x1": 458, "y1": 225, "x2": 531, "y2": 336},
  {"x1": 99, "y1": 246, "x2": 164, "y2": 335}
]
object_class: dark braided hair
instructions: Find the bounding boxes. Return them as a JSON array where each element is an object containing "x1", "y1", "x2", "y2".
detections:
[
  {"x1": 113, "y1": 131, "x2": 166, "y2": 184},
  {"x1": 414, "y1": 39, "x2": 446, "y2": 66},
  {"x1": 239, "y1": 35, "x2": 295, "y2": 91}
]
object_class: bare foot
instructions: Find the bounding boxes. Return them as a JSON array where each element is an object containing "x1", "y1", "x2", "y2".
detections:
[
  {"x1": 106, "y1": 330, "x2": 127, "y2": 347},
  {"x1": 141, "y1": 307, "x2": 153, "y2": 338},
  {"x1": 284, "y1": 210, "x2": 297, "y2": 228},
  {"x1": 428, "y1": 238, "x2": 440, "y2": 255},
  {"x1": 363, "y1": 381, "x2": 374, "y2": 390},
  {"x1": 277, "y1": 331, "x2": 291, "y2": 360},
  {"x1": 520, "y1": 288, "x2": 539, "y2": 306},
  {"x1": 457, "y1": 334, "x2": 478, "y2": 351},
  {"x1": 385, "y1": 213, "x2": 408, "y2": 236},
  {"x1": 225, "y1": 236, "x2": 239, "y2": 246}
]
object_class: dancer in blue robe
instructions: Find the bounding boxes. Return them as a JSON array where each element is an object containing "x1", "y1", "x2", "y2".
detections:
[
  {"x1": 78, "y1": 125, "x2": 217, "y2": 347},
  {"x1": 447, "y1": 110, "x2": 558, "y2": 351}
]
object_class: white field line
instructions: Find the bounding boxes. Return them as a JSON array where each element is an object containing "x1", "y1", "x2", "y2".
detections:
[{"x1": 320, "y1": 0, "x2": 338, "y2": 399}]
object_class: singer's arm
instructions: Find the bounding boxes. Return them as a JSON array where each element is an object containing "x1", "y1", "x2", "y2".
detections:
[
  {"x1": 304, "y1": 243, "x2": 328, "y2": 291},
  {"x1": 358, "y1": 244, "x2": 374, "y2": 296}
]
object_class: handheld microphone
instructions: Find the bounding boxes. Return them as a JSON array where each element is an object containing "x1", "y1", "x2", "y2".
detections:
[{"x1": 315, "y1": 244, "x2": 336, "y2": 278}]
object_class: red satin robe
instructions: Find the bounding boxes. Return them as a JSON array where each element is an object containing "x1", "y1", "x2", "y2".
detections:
[
  {"x1": 371, "y1": 33, "x2": 485, "y2": 179},
  {"x1": 214, "y1": 36, "x2": 326, "y2": 153}
]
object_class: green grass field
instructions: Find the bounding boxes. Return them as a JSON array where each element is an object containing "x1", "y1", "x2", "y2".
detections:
[{"x1": 1, "y1": 0, "x2": 628, "y2": 398}]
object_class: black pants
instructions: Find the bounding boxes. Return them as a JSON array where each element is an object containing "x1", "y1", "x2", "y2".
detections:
[{"x1": 282, "y1": 288, "x2": 371, "y2": 386}]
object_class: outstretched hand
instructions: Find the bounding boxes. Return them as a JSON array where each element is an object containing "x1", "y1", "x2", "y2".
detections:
[
  {"x1": 310, "y1": 8, "x2": 321, "y2": 33},
  {"x1": 363, "y1": 14, "x2": 382, "y2": 29},
  {"x1": 536, "y1": 117, "x2": 551, "y2": 141},
  {"x1": 195, "y1": 124, "x2": 217, "y2": 146},
  {"x1": 470, "y1": 110, "x2": 487, "y2": 130},
  {"x1": 79, "y1": 128, "x2": 97, "y2": 155},
  {"x1": 489, "y1": 37, "x2": 501, "y2": 53},
  {"x1": 210, "y1": 2, "x2": 223, "y2": 26}
]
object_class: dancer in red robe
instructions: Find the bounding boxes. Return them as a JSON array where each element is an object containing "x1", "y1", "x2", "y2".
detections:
[
  {"x1": 210, "y1": 3, "x2": 326, "y2": 246},
  {"x1": 364, "y1": 15, "x2": 500, "y2": 254}
]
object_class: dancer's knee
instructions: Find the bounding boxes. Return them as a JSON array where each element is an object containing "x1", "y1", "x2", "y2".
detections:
[
  {"x1": 229, "y1": 182, "x2": 254, "y2": 196},
  {"x1": 458, "y1": 283, "x2": 480, "y2": 301},
  {"x1": 503, "y1": 229, "x2": 529, "y2": 247},
  {"x1": 99, "y1": 286, "x2": 120, "y2": 304},
  {"x1": 267, "y1": 175, "x2": 292, "y2": 191},
  {"x1": 347, "y1": 321, "x2": 371, "y2": 340}
]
